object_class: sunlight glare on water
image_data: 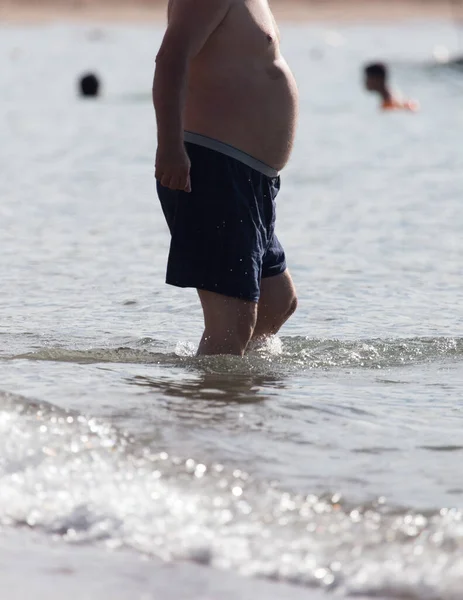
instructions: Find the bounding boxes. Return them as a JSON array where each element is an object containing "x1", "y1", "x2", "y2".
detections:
[{"x1": 1, "y1": 19, "x2": 463, "y2": 600}]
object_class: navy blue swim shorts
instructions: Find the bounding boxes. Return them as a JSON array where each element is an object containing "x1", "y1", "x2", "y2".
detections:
[{"x1": 156, "y1": 132, "x2": 287, "y2": 303}]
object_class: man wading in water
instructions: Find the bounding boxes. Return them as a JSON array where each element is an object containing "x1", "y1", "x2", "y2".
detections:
[{"x1": 153, "y1": 0, "x2": 299, "y2": 356}]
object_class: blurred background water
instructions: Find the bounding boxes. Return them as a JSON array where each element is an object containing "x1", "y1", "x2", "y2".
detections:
[{"x1": 1, "y1": 18, "x2": 463, "y2": 600}]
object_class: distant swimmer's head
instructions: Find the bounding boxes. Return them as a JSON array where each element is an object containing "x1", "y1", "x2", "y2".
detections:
[
  {"x1": 363, "y1": 62, "x2": 419, "y2": 112},
  {"x1": 78, "y1": 73, "x2": 101, "y2": 98},
  {"x1": 364, "y1": 62, "x2": 388, "y2": 93}
]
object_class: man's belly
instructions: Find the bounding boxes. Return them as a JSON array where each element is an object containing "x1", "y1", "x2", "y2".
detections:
[{"x1": 184, "y1": 60, "x2": 298, "y2": 171}]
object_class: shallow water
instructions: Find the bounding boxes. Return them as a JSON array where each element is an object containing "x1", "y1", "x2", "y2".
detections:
[{"x1": 1, "y1": 18, "x2": 463, "y2": 599}]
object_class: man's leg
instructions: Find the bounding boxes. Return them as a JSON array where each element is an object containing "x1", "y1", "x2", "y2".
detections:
[
  {"x1": 197, "y1": 290, "x2": 258, "y2": 356},
  {"x1": 252, "y1": 270, "x2": 297, "y2": 340}
]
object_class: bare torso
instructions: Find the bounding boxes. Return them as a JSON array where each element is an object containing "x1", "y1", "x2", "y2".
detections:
[{"x1": 168, "y1": 0, "x2": 299, "y2": 171}]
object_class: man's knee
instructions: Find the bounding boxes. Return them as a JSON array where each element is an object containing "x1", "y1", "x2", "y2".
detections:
[
  {"x1": 198, "y1": 290, "x2": 258, "y2": 355},
  {"x1": 286, "y1": 294, "x2": 298, "y2": 319},
  {"x1": 273, "y1": 292, "x2": 297, "y2": 328},
  {"x1": 221, "y1": 308, "x2": 257, "y2": 350},
  {"x1": 200, "y1": 315, "x2": 256, "y2": 356},
  {"x1": 236, "y1": 307, "x2": 257, "y2": 338},
  {"x1": 271, "y1": 285, "x2": 297, "y2": 320}
]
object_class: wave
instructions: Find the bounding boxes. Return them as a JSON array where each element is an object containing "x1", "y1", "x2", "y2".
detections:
[
  {"x1": 9, "y1": 336, "x2": 463, "y2": 372},
  {"x1": 0, "y1": 390, "x2": 463, "y2": 599}
]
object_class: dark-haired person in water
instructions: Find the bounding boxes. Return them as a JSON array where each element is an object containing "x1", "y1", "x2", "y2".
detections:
[
  {"x1": 364, "y1": 63, "x2": 419, "y2": 111},
  {"x1": 153, "y1": 0, "x2": 299, "y2": 356},
  {"x1": 78, "y1": 72, "x2": 100, "y2": 98}
]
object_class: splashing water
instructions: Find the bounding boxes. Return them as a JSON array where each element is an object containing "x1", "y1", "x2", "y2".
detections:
[
  {"x1": 1, "y1": 390, "x2": 463, "y2": 599},
  {"x1": 9, "y1": 336, "x2": 463, "y2": 372}
]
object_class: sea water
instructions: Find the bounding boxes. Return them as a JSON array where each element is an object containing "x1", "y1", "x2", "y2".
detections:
[{"x1": 1, "y1": 19, "x2": 463, "y2": 599}]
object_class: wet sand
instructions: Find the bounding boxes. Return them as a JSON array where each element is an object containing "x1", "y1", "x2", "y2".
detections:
[
  {"x1": 0, "y1": 0, "x2": 455, "y2": 23},
  {"x1": 4, "y1": 530, "x2": 336, "y2": 600}
]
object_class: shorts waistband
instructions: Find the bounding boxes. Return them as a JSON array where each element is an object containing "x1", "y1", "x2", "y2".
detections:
[{"x1": 184, "y1": 131, "x2": 279, "y2": 178}]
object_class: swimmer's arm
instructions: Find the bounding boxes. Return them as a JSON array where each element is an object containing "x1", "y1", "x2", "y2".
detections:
[{"x1": 153, "y1": 0, "x2": 232, "y2": 148}]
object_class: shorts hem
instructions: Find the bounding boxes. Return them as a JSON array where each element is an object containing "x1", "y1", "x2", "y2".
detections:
[
  {"x1": 261, "y1": 263, "x2": 287, "y2": 279},
  {"x1": 166, "y1": 278, "x2": 259, "y2": 304}
]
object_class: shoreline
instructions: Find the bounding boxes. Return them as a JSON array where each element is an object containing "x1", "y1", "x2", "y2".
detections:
[
  {"x1": 1, "y1": 529, "x2": 340, "y2": 600},
  {"x1": 0, "y1": 1, "x2": 455, "y2": 24}
]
